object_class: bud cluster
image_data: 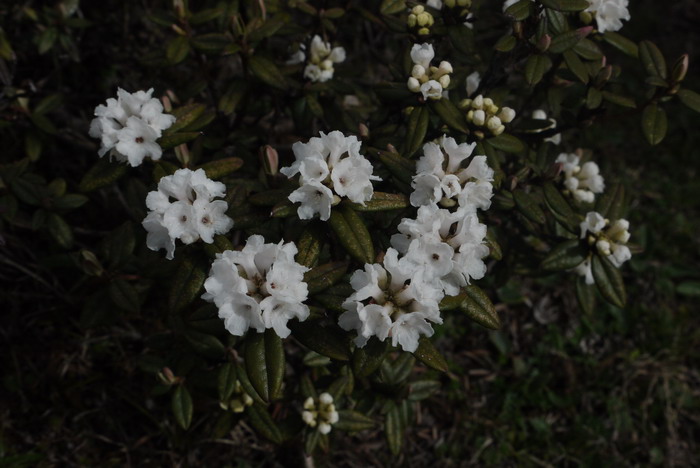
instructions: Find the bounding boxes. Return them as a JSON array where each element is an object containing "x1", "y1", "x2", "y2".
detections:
[
  {"x1": 407, "y1": 43, "x2": 452, "y2": 101},
  {"x1": 459, "y1": 95, "x2": 516, "y2": 136},
  {"x1": 219, "y1": 380, "x2": 254, "y2": 413},
  {"x1": 575, "y1": 211, "x2": 632, "y2": 284},
  {"x1": 302, "y1": 393, "x2": 339, "y2": 435},
  {"x1": 407, "y1": 5, "x2": 434, "y2": 36}
]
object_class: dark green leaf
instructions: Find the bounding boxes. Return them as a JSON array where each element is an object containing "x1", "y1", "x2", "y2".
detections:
[
  {"x1": 172, "y1": 386, "x2": 193, "y2": 430},
  {"x1": 603, "y1": 32, "x2": 638, "y2": 57},
  {"x1": 328, "y1": 207, "x2": 374, "y2": 264},
  {"x1": 488, "y1": 134, "x2": 526, "y2": 154},
  {"x1": 79, "y1": 158, "x2": 127, "y2": 192},
  {"x1": 244, "y1": 329, "x2": 285, "y2": 402},
  {"x1": 169, "y1": 257, "x2": 206, "y2": 313},
  {"x1": 412, "y1": 336, "x2": 448, "y2": 372},
  {"x1": 595, "y1": 183, "x2": 625, "y2": 220},
  {"x1": 191, "y1": 33, "x2": 231, "y2": 53},
  {"x1": 513, "y1": 189, "x2": 545, "y2": 224},
  {"x1": 641, "y1": 104, "x2": 667, "y2": 146},
  {"x1": 505, "y1": 0, "x2": 533, "y2": 21},
  {"x1": 430, "y1": 99, "x2": 470, "y2": 134},
  {"x1": 218, "y1": 363, "x2": 237, "y2": 401},
  {"x1": 677, "y1": 89, "x2": 700, "y2": 113},
  {"x1": 378, "y1": 150, "x2": 416, "y2": 185},
  {"x1": 185, "y1": 330, "x2": 225, "y2": 359},
  {"x1": 380, "y1": 0, "x2": 406, "y2": 15},
  {"x1": 549, "y1": 30, "x2": 583, "y2": 54},
  {"x1": 304, "y1": 261, "x2": 348, "y2": 294},
  {"x1": 539, "y1": 0, "x2": 590, "y2": 11},
  {"x1": 408, "y1": 380, "x2": 441, "y2": 401},
  {"x1": 352, "y1": 337, "x2": 389, "y2": 377},
  {"x1": 563, "y1": 50, "x2": 589, "y2": 84},
  {"x1": 47, "y1": 213, "x2": 73, "y2": 248},
  {"x1": 109, "y1": 278, "x2": 139, "y2": 312},
  {"x1": 462, "y1": 285, "x2": 501, "y2": 329},
  {"x1": 289, "y1": 319, "x2": 352, "y2": 361},
  {"x1": 166, "y1": 36, "x2": 190, "y2": 65},
  {"x1": 335, "y1": 410, "x2": 375, "y2": 432},
  {"x1": 639, "y1": 40, "x2": 667, "y2": 79},
  {"x1": 197, "y1": 157, "x2": 244, "y2": 179},
  {"x1": 592, "y1": 254, "x2": 626, "y2": 308},
  {"x1": 575, "y1": 277, "x2": 596, "y2": 314},
  {"x1": 296, "y1": 226, "x2": 323, "y2": 268},
  {"x1": 158, "y1": 132, "x2": 201, "y2": 150},
  {"x1": 541, "y1": 240, "x2": 586, "y2": 271},
  {"x1": 344, "y1": 192, "x2": 409, "y2": 211},
  {"x1": 246, "y1": 404, "x2": 282, "y2": 443},
  {"x1": 543, "y1": 182, "x2": 578, "y2": 230},
  {"x1": 405, "y1": 106, "x2": 430, "y2": 158},
  {"x1": 525, "y1": 54, "x2": 552, "y2": 86},
  {"x1": 249, "y1": 55, "x2": 287, "y2": 90},
  {"x1": 601, "y1": 91, "x2": 637, "y2": 109}
]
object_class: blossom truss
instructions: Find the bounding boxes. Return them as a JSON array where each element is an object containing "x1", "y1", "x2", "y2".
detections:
[
  {"x1": 143, "y1": 168, "x2": 233, "y2": 260},
  {"x1": 202, "y1": 235, "x2": 310, "y2": 338},
  {"x1": 302, "y1": 393, "x2": 339, "y2": 435},
  {"x1": 391, "y1": 203, "x2": 489, "y2": 296},
  {"x1": 575, "y1": 211, "x2": 632, "y2": 284},
  {"x1": 410, "y1": 135, "x2": 494, "y2": 212},
  {"x1": 586, "y1": 0, "x2": 630, "y2": 34},
  {"x1": 407, "y1": 43, "x2": 453, "y2": 101},
  {"x1": 89, "y1": 88, "x2": 175, "y2": 167},
  {"x1": 459, "y1": 94, "x2": 515, "y2": 137},
  {"x1": 339, "y1": 248, "x2": 444, "y2": 353},
  {"x1": 290, "y1": 35, "x2": 346, "y2": 83},
  {"x1": 280, "y1": 131, "x2": 381, "y2": 221},
  {"x1": 555, "y1": 152, "x2": 605, "y2": 203}
]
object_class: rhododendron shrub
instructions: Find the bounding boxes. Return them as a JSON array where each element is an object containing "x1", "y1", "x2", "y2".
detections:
[{"x1": 2, "y1": 0, "x2": 697, "y2": 462}]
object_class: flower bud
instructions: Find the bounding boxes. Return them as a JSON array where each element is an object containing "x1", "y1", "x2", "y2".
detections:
[
  {"x1": 536, "y1": 34, "x2": 552, "y2": 52},
  {"x1": 438, "y1": 60, "x2": 453, "y2": 74},
  {"x1": 358, "y1": 122, "x2": 369, "y2": 139},
  {"x1": 459, "y1": 98, "x2": 472, "y2": 109},
  {"x1": 320, "y1": 59, "x2": 333, "y2": 70},
  {"x1": 596, "y1": 239, "x2": 611, "y2": 256},
  {"x1": 579, "y1": 11, "x2": 593, "y2": 24},
  {"x1": 445, "y1": 0, "x2": 456, "y2": 7},
  {"x1": 407, "y1": 14, "x2": 417, "y2": 27},
  {"x1": 672, "y1": 54, "x2": 689, "y2": 83},
  {"x1": 493, "y1": 124, "x2": 506, "y2": 136},
  {"x1": 260, "y1": 145, "x2": 279, "y2": 175},
  {"x1": 472, "y1": 94, "x2": 484, "y2": 109},
  {"x1": 498, "y1": 107, "x2": 516, "y2": 123},
  {"x1": 418, "y1": 27, "x2": 430, "y2": 35},
  {"x1": 438, "y1": 74, "x2": 450, "y2": 88},
  {"x1": 411, "y1": 64, "x2": 426, "y2": 79},
  {"x1": 473, "y1": 109, "x2": 486, "y2": 126},
  {"x1": 407, "y1": 77, "x2": 421, "y2": 92},
  {"x1": 412, "y1": 5, "x2": 425, "y2": 14},
  {"x1": 486, "y1": 116, "x2": 502, "y2": 131}
]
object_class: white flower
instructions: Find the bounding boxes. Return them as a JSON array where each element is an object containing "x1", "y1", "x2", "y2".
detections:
[
  {"x1": 300, "y1": 35, "x2": 346, "y2": 82},
  {"x1": 586, "y1": 0, "x2": 630, "y2": 33},
  {"x1": 282, "y1": 131, "x2": 380, "y2": 221},
  {"x1": 202, "y1": 235, "x2": 310, "y2": 338},
  {"x1": 410, "y1": 43, "x2": 435, "y2": 69},
  {"x1": 142, "y1": 168, "x2": 233, "y2": 259},
  {"x1": 89, "y1": 88, "x2": 175, "y2": 167},
  {"x1": 410, "y1": 136, "x2": 494, "y2": 212},
  {"x1": 556, "y1": 153, "x2": 605, "y2": 203},
  {"x1": 302, "y1": 392, "x2": 339, "y2": 434},
  {"x1": 466, "y1": 71, "x2": 481, "y2": 97},
  {"x1": 420, "y1": 80, "x2": 443, "y2": 100},
  {"x1": 339, "y1": 248, "x2": 443, "y2": 353},
  {"x1": 575, "y1": 211, "x2": 632, "y2": 280}
]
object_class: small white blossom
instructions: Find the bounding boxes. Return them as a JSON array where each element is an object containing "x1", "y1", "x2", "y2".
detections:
[
  {"x1": 411, "y1": 136, "x2": 494, "y2": 212},
  {"x1": 281, "y1": 131, "x2": 380, "y2": 221},
  {"x1": 202, "y1": 235, "x2": 310, "y2": 338},
  {"x1": 556, "y1": 153, "x2": 605, "y2": 203},
  {"x1": 302, "y1": 392, "x2": 339, "y2": 434},
  {"x1": 586, "y1": 0, "x2": 630, "y2": 33},
  {"x1": 466, "y1": 71, "x2": 481, "y2": 97},
  {"x1": 298, "y1": 35, "x2": 346, "y2": 83},
  {"x1": 408, "y1": 44, "x2": 452, "y2": 100},
  {"x1": 575, "y1": 211, "x2": 632, "y2": 283},
  {"x1": 89, "y1": 88, "x2": 175, "y2": 167},
  {"x1": 142, "y1": 168, "x2": 233, "y2": 259},
  {"x1": 339, "y1": 248, "x2": 443, "y2": 352}
]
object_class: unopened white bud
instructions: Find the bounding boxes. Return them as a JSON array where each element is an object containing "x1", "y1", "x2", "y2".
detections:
[
  {"x1": 438, "y1": 61, "x2": 453, "y2": 74},
  {"x1": 319, "y1": 393, "x2": 333, "y2": 405},
  {"x1": 411, "y1": 64, "x2": 426, "y2": 79},
  {"x1": 483, "y1": 97, "x2": 494, "y2": 108},
  {"x1": 487, "y1": 116, "x2": 502, "y2": 131},
  {"x1": 472, "y1": 95, "x2": 484, "y2": 109},
  {"x1": 319, "y1": 422, "x2": 331, "y2": 434},
  {"x1": 320, "y1": 59, "x2": 333, "y2": 70},
  {"x1": 493, "y1": 125, "x2": 506, "y2": 136},
  {"x1": 438, "y1": 74, "x2": 450, "y2": 88},
  {"x1": 499, "y1": 107, "x2": 516, "y2": 123},
  {"x1": 407, "y1": 14, "x2": 417, "y2": 27},
  {"x1": 596, "y1": 239, "x2": 611, "y2": 256},
  {"x1": 473, "y1": 109, "x2": 486, "y2": 126},
  {"x1": 303, "y1": 397, "x2": 315, "y2": 410},
  {"x1": 407, "y1": 77, "x2": 421, "y2": 92},
  {"x1": 412, "y1": 5, "x2": 425, "y2": 14}
]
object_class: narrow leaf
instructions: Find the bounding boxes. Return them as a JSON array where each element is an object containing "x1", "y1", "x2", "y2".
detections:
[
  {"x1": 641, "y1": 104, "x2": 667, "y2": 146},
  {"x1": 412, "y1": 336, "x2": 448, "y2": 372},
  {"x1": 592, "y1": 254, "x2": 626, "y2": 308},
  {"x1": 172, "y1": 386, "x2": 193, "y2": 430}
]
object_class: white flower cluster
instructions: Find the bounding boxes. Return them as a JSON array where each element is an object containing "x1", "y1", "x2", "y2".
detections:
[
  {"x1": 143, "y1": 168, "x2": 233, "y2": 260},
  {"x1": 575, "y1": 211, "x2": 632, "y2": 283},
  {"x1": 220, "y1": 380, "x2": 253, "y2": 413},
  {"x1": 291, "y1": 35, "x2": 346, "y2": 83},
  {"x1": 280, "y1": 131, "x2": 381, "y2": 221},
  {"x1": 428, "y1": 0, "x2": 475, "y2": 28},
  {"x1": 339, "y1": 248, "x2": 443, "y2": 353},
  {"x1": 459, "y1": 95, "x2": 515, "y2": 136},
  {"x1": 555, "y1": 153, "x2": 605, "y2": 203},
  {"x1": 407, "y1": 5, "x2": 434, "y2": 36},
  {"x1": 407, "y1": 43, "x2": 453, "y2": 101},
  {"x1": 410, "y1": 136, "x2": 494, "y2": 210},
  {"x1": 89, "y1": 88, "x2": 175, "y2": 167},
  {"x1": 202, "y1": 235, "x2": 310, "y2": 338},
  {"x1": 302, "y1": 393, "x2": 339, "y2": 435},
  {"x1": 586, "y1": 0, "x2": 630, "y2": 33},
  {"x1": 340, "y1": 136, "x2": 494, "y2": 352}
]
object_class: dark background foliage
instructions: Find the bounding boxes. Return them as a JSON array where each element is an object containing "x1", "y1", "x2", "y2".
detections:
[{"x1": 1, "y1": 0, "x2": 699, "y2": 466}]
